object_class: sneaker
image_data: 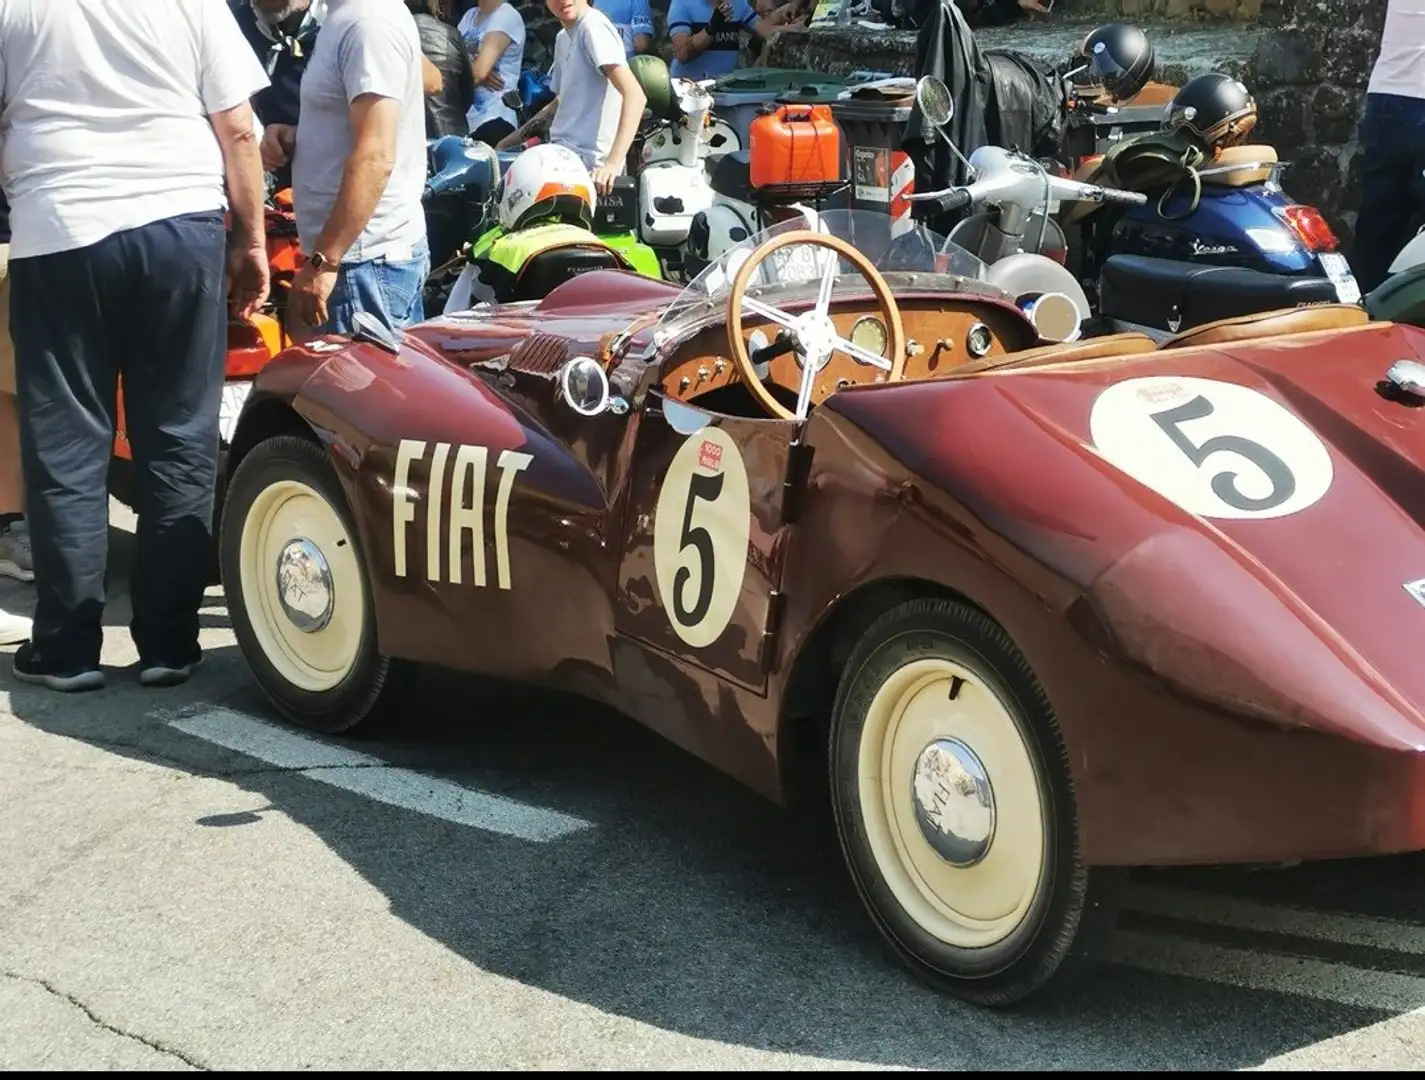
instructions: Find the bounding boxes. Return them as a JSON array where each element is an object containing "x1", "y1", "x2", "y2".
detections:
[
  {"x1": 0, "y1": 520, "x2": 34, "y2": 583},
  {"x1": 0, "y1": 607, "x2": 31, "y2": 646},
  {"x1": 139, "y1": 652, "x2": 204, "y2": 688},
  {"x1": 12, "y1": 640, "x2": 104, "y2": 692}
]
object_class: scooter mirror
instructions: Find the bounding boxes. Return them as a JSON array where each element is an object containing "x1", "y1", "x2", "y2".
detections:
[{"x1": 916, "y1": 76, "x2": 954, "y2": 128}]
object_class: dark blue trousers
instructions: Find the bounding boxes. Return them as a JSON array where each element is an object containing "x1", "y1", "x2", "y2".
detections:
[
  {"x1": 1351, "y1": 93, "x2": 1425, "y2": 293},
  {"x1": 9, "y1": 211, "x2": 227, "y2": 669}
]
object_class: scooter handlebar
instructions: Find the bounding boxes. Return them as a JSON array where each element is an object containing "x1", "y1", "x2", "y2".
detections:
[{"x1": 906, "y1": 187, "x2": 973, "y2": 214}]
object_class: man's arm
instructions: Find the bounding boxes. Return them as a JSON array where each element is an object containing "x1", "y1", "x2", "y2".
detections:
[
  {"x1": 421, "y1": 54, "x2": 443, "y2": 95},
  {"x1": 310, "y1": 94, "x2": 399, "y2": 263},
  {"x1": 211, "y1": 100, "x2": 266, "y2": 246},
  {"x1": 592, "y1": 62, "x2": 646, "y2": 190},
  {"x1": 631, "y1": 0, "x2": 654, "y2": 54}
]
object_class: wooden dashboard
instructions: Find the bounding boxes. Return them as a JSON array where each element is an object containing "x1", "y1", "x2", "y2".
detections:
[{"x1": 659, "y1": 296, "x2": 1037, "y2": 407}]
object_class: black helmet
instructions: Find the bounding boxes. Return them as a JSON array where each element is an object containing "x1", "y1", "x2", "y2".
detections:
[
  {"x1": 1163, "y1": 73, "x2": 1258, "y2": 152},
  {"x1": 1075, "y1": 23, "x2": 1155, "y2": 104}
]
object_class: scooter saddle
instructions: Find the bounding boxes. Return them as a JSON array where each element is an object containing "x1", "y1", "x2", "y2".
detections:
[
  {"x1": 710, "y1": 150, "x2": 755, "y2": 205},
  {"x1": 1099, "y1": 254, "x2": 1341, "y2": 335}
]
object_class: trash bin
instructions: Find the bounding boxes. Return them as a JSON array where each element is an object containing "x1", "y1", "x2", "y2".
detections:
[
  {"x1": 710, "y1": 68, "x2": 880, "y2": 150},
  {"x1": 827, "y1": 94, "x2": 917, "y2": 264}
]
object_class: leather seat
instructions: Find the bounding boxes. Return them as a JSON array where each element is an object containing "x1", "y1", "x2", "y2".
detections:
[
  {"x1": 509, "y1": 246, "x2": 629, "y2": 302},
  {"x1": 1161, "y1": 303, "x2": 1371, "y2": 349},
  {"x1": 1202, "y1": 144, "x2": 1278, "y2": 188},
  {"x1": 957, "y1": 332, "x2": 1158, "y2": 375}
]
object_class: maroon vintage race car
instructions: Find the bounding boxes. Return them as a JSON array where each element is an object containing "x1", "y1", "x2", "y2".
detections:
[{"x1": 217, "y1": 209, "x2": 1425, "y2": 1009}]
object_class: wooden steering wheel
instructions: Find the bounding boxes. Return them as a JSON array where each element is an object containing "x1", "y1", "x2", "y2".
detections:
[{"x1": 726, "y1": 231, "x2": 907, "y2": 421}]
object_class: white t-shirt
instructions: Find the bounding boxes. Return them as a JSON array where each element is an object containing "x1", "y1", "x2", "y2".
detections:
[
  {"x1": 1371, "y1": 0, "x2": 1425, "y2": 98},
  {"x1": 292, "y1": 0, "x2": 428, "y2": 264},
  {"x1": 0, "y1": 0, "x2": 269, "y2": 260},
  {"x1": 457, "y1": 3, "x2": 526, "y2": 135},
  {"x1": 549, "y1": 7, "x2": 629, "y2": 171}
]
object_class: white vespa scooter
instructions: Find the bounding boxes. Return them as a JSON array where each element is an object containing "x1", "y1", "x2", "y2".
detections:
[{"x1": 906, "y1": 76, "x2": 1149, "y2": 341}]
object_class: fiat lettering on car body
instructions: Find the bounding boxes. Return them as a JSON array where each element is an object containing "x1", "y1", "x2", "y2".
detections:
[{"x1": 392, "y1": 439, "x2": 533, "y2": 588}]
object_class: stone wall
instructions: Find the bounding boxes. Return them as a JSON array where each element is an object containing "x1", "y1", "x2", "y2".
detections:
[{"x1": 756, "y1": 0, "x2": 1382, "y2": 242}]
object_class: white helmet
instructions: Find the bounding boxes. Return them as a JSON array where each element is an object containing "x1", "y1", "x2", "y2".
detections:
[{"x1": 497, "y1": 144, "x2": 597, "y2": 232}]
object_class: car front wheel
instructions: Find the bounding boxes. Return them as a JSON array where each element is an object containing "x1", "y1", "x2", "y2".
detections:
[
  {"x1": 829, "y1": 597, "x2": 1120, "y2": 1008},
  {"x1": 221, "y1": 434, "x2": 414, "y2": 734}
]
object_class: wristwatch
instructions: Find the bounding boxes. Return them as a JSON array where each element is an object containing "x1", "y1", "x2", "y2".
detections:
[{"x1": 307, "y1": 251, "x2": 332, "y2": 271}]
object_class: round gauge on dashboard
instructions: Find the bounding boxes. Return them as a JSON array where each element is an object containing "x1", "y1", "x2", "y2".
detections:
[{"x1": 849, "y1": 316, "x2": 888, "y2": 360}]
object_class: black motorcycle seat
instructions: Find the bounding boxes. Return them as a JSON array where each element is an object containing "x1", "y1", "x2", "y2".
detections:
[
  {"x1": 1098, "y1": 254, "x2": 1343, "y2": 334},
  {"x1": 710, "y1": 150, "x2": 754, "y2": 204}
]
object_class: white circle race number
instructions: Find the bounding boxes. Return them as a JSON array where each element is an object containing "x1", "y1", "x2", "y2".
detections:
[
  {"x1": 1089, "y1": 376, "x2": 1333, "y2": 520},
  {"x1": 653, "y1": 428, "x2": 752, "y2": 648}
]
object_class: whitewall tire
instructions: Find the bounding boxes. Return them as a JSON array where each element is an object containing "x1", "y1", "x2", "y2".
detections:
[
  {"x1": 221, "y1": 435, "x2": 413, "y2": 734},
  {"x1": 829, "y1": 598, "x2": 1121, "y2": 1007}
]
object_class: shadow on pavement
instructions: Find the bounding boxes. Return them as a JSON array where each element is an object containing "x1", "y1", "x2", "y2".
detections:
[{"x1": 0, "y1": 524, "x2": 1407, "y2": 1069}]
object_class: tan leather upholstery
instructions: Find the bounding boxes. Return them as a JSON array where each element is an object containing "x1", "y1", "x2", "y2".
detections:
[
  {"x1": 1202, "y1": 144, "x2": 1278, "y2": 188},
  {"x1": 958, "y1": 332, "x2": 1158, "y2": 375},
  {"x1": 1072, "y1": 155, "x2": 1105, "y2": 185},
  {"x1": 1161, "y1": 304, "x2": 1371, "y2": 350}
]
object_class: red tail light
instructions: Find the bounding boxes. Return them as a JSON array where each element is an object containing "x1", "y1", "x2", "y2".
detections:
[{"x1": 1277, "y1": 204, "x2": 1338, "y2": 252}]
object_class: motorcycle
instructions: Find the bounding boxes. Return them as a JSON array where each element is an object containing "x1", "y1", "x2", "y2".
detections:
[
  {"x1": 911, "y1": 74, "x2": 1356, "y2": 341},
  {"x1": 421, "y1": 136, "x2": 663, "y2": 315}
]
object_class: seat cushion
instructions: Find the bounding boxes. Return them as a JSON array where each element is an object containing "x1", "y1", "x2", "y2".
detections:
[
  {"x1": 1161, "y1": 303, "x2": 1371, "y2": 350},
  {"x1": 1202, "y1": 144, "x2": 1278, "y2": 188},
  {"x1": 958, "y1": 332, "x2": 1158, "y2": 375}
]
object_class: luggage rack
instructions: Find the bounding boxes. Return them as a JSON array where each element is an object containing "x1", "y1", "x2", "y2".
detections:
[{"x1": 751, "y1": 178, "x2": 852, "y2": 211}]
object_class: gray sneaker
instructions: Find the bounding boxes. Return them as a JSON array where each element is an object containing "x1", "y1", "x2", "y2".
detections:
[{"x1": 0, "y1": 520, "x2": 33, "y2": 582}]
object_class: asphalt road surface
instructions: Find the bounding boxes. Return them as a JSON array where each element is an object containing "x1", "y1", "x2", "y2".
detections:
[{"x1": 4, "y1": 503, "x2": 1425, "y2": 1070}]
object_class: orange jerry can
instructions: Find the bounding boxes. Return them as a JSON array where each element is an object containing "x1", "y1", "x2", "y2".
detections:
[{"x1": 749, "y1": 104, "x2": 843, "y2": 191}]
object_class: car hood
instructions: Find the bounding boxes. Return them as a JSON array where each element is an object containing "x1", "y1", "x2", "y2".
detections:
[{"x1": 823, "y1": 321, "x2": 1425, "y2": 748}]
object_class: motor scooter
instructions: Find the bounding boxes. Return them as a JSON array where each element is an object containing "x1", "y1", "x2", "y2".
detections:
[
  {"x1": 905, "y1": 77, "x2": 1141, "y2": 341},
  {"x1": 1059, "y1": 132, "x2": 1358, "y2": 339}
]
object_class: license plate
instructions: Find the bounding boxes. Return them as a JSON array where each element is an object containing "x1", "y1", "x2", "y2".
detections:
[
  {"x1": 1319, "y1": 252, "x2": 1362, "y2": 304},
  {"x1": 219, "y1": 381, "x2": 253, "y2": 446}
]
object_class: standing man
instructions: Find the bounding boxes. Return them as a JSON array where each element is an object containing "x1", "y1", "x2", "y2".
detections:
[
  {"x1": 593, "y1": 0, "x2": 655, "y2": 56},
  {"x1": 230, "y1": 0, "x2": 328, "y2": 177},
  {"x1": 1352, "y1": 0, "x2": 1425, "y2": 292},
  {"x1": 284, "y1": 0, "x2": 433, "y2": 336},
  {"x1": 667, "y1": 0, "x2": 800, "y2": 83},
  {"x1": 0, "y1": 189, "x2": 35, "y2": 648},
  {"x1": 0, "y1": 0, "x2": 270, "y2": 692},
  {"x1": 496, "y1": 0, "x2": 647, "y2": 194}
]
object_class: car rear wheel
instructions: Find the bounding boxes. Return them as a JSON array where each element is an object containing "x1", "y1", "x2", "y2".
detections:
[
  {"x1": 828, "y1": 598, "x2": 1120, "y2": 1008},
  {"x1": 221, "y1": 434, "x2": 414, "y2": 734}
]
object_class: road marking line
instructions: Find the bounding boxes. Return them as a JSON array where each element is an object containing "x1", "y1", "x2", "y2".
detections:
[
  {"x1": 169, "y1": 708, "x2": 593, "y2": 843},
  {"x1": 1122, "y1": 882, "x2": 1425, "y2": 956},
  {"x1": 1106, "y1": 928, "x2": 1425, "y2": 1012}
]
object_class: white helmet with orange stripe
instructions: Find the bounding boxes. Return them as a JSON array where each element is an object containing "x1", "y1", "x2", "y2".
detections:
[{"x1": 497, "y1": 144, "x2": 598, "y2": 233}]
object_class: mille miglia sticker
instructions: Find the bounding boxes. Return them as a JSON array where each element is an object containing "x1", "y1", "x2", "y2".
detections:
[{"x1": 1406, "y1": 580, "x2": 1425, "y2": 609}]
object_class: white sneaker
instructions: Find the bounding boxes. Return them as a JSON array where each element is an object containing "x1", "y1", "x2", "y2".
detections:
[
  {"x1": 0, "y1": 606, "x2": 32, "y2": 646},
  {"x1": 0, "y1": 520, "x2": 34, "y2": 582}
]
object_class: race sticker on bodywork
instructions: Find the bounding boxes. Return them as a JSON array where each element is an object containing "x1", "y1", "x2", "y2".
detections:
[
  {"x1": 653, "y1": 427, "x2": 751, "y2": 649},
  {"x1": 1089, "y1": 376, "x2": 1333, "y2": 520}
]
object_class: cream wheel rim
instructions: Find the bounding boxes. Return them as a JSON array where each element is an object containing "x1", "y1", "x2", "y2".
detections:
[
  {"x1": 858, "y1": 657, "x2": 1047, "y2": 949},
  {"x1": 238, "y1": 478, "x2": 365, "y2": 693}
]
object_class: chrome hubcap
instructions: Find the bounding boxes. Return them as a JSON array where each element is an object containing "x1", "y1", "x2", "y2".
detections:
[
  {"x1": 274, "y1": 538, "x2": 335, "y2": 634},
  {"x1": 910, "y1": 737, "x2": 996, "y2": 868}
]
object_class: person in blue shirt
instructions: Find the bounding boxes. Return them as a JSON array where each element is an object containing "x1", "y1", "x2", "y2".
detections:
[
  {"x1": 592, "y1": 0, "x2": 653, "y2": 56},
  {"x1": 667, "y1": 0, "x2": 800, "y2": 82}
]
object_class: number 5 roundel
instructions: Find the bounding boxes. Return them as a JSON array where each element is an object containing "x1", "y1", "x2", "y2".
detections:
[
  {"x1": 1089, "y1": 376, "x2": 1334, "y2": 520},
  {"x1": 653, "y1": 428, "x2": 752, "y2": 648}
]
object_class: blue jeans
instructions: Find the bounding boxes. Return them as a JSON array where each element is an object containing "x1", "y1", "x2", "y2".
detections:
[
  {"x1": 325, "y1": 238, "x2": 430, "y2": 335},
  {"x1": 1352, "y1": 93, "x2": 1425, "y2": 292}
]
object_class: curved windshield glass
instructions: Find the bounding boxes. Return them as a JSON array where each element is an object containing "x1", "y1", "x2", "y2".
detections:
[{"x1": 660, "y1": 208, "x2": 992, "y2": 328}]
